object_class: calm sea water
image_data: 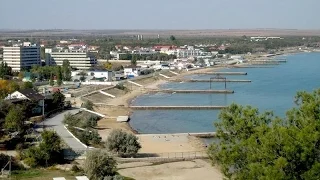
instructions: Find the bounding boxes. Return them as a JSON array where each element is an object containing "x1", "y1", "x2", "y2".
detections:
[{"x1": 129, "y1": 53, "x2": 320, "y2": 134}]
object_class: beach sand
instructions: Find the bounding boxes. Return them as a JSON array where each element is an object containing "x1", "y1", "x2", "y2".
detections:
[
  {"x1": 137, "y1": 134, "x2": 206, "y2": 154},
  {"x1": 118, "y1": 159, "x2": 223, "y2": 180}
]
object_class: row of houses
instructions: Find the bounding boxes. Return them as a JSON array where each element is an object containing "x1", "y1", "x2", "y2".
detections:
[{"x1": 110, "y1": 45, "x2": 221, "y2": 60}]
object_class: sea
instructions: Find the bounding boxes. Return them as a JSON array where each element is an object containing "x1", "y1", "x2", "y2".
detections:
[{"x1": 129, "y1": 52, "x2": 320, "y2": 134}]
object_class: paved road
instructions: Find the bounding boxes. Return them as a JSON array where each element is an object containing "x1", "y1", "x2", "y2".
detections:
[{"x1": 38, "y1": 109, "x2": 88, "y2": 151}]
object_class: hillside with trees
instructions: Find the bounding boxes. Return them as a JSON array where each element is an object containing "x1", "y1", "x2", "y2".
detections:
[{"x1": 208, "y1": 89, "x2": 320, "y2": 179}]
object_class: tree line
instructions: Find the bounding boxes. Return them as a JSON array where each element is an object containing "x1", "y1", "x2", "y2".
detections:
[{"x1": 30, "y1": 60, "x2": 72, "y2": 86}]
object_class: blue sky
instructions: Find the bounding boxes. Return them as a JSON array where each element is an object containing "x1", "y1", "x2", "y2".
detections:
[{"x1": 0, "y1": 0, "x2": 319, "y2": 29}]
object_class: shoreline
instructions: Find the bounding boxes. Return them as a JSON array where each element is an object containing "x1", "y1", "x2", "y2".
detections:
[
  {"x1": 125, "y1": 51, "x2": 298, "y2": 134},
  {"x1": 94, "y1": 51, "x2": 303, "y2": 153}
]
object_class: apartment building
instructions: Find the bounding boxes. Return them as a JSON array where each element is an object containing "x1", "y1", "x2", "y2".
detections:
[
  {"x1": 2, "y1": 42, "x2": 41, "y2": 71},
  {"x1": 45, "y1": 48, "x2": 97, "y2": 70}
]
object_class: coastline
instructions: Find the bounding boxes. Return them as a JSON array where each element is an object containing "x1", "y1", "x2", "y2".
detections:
[{"x1": 94, "y1": 51, "x2": 302, "y2": 153}]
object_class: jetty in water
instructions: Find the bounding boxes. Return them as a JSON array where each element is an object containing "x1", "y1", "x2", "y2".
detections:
[
  {"x1": 171, "y1": 79, "x2": 251, "y2": 83},
  {"x1": 233, "y1": 66, "x2": 274, "y2": 68},
  {"x1": 148, "y1": 89, "x2": 234, "y2": 94},
  {"x1": 249, "y1": 62, "x2": 280, "y2": 65},
  {"x1": 253, "y1": 59, "x2": 287, "y2": 63},
  {"x1": 130, "y1": 106, "x2": 227, "y2": 110},
  {"x1": 195, "y1": 72, "x2": 247, "y2": 75}
]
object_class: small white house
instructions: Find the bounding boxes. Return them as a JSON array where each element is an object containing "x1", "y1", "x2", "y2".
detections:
[
  {"x1": 5, "y1": 89, "x2": 44, "y2": 114},
  {"x1": 124, "y1": 65, "x2": 141, "y2": 78}
]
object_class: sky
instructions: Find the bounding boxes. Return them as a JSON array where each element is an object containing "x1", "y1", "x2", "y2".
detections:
[{"x1": 0, "y1": 0, "x2": 319, "y2": 30}]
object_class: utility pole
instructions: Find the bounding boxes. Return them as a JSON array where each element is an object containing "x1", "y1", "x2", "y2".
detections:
[{"x1": 42, "y1": 87, "x2": 45, "y2": 129}]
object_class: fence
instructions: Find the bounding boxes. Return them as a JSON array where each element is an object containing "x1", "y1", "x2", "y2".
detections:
[{"x1": 63, "y1": 148, "x2": 208, "y2": 163}]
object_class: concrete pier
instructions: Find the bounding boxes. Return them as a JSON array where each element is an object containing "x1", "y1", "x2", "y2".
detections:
[
  {"x1": 233, "y1": 66, "x2": 274, "y2": 68},
  {"x1": 195, "y1": 72, "x2": 247, "y2": 75},
  {"x1": 250, "y1": 62, "x2": 280, "y2": 65},
  {"x1": 254, "y1": 59, "x2": 287, "y2": 63},
  {"x1": 149, "y1": 89, "x2": 234, "y2": 94},
  {"x1": 130, "y1": 106, "x2": 227, "y2": 110},
  {"x1": 171, "y1": 79, "x2": 251, "y2": 83}
]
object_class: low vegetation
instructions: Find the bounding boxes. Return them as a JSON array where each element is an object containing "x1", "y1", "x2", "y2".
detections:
[
  {"x1": 115, "y1": 83, "x2": 128, "y2": 91},
  {"x1": 84, "y1": 149, "x2": 117, "y2": 180},
  {"x1": 105, "y1": 130, "x2": 141, "y2": 157},
  {"x1": 208, "y1": 89, "x2": 320, "y2": 179},
  {"x1": 20, "y1": 131, "x2": 63, "y2": 167},
  {"x1": 81, "y1": 100, "x2": 94, "y2": 110},
  {"x1": 63, "y1": 112, "x2": 102, "y2": 146}
]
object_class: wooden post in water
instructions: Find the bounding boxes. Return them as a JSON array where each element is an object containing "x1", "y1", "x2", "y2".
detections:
[{"x1": 210, "y1": 75, "x2": 227, "y2": 89}]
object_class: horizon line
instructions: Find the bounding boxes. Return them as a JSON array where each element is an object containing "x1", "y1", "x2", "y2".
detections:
[{"x1": 1, "y1": 28, "x2": 320, "y2": 31}]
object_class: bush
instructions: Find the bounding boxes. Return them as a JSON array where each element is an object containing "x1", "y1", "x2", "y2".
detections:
[
  {"x1": 64, "y1": 112, "x2": 99, "y2": 129},
  {"x1": 84, "y1": 149, "x2": 117, "y2": 180},
  {"x1": 105, "y1": 130, "x2": 141, "y2": 157},
  {"x1": 81, "y1": 100, "x2": 94, "y2": 110},
  {"x1": 64, "y1": 112, "x2": 101, "y2": 146},
  {"x1": 84, "y1": 115, "x2": 99, "y2": 128},
  {"x1": 71, "y1": 164, "x2": 83, "y2": 173},
  {"x1": 115, "y1": 84, "x2": 126, "y2": 91},
  {"x1": 73, "y1": 129, "x2": 102, "y2": 146},
  {"x1": 21, "y1": 131, "x2": 63, "y2": 167},
  {"x1": 104, "y1": 175, "x2": 125, "y2": 180}
]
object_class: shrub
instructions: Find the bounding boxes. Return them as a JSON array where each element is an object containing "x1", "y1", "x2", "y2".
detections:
[
  {"x1": 104, "y1": 175, "x2": 125, "y2": 180},
  {"x1": 84, "y1": 115, "x2": 99, "y2": 128},
  {"x1": 115, "y1": 84, "x2": 126, "y2": 91},
  {"x1": 105, "y1": 130, "x2": 141, "y2": 157},
  {"x1": 84, "y1": 149, "x2": 117, "y2": 180},
  {"x1": 21, "y1": 131, "x2": 63, "y2": 167},
  {"x1": 71, "y1": 164, "x2": 83, "y2": 173},
  {"x1": 81, "y1": 100, "x2": 94, "y2": 110},
  {"x1": 74, "y1": 129, "x2": 102, "y2": 146}
]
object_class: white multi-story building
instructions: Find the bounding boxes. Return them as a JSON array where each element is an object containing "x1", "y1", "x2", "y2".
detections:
[
  {"x1": 2, "y1": 42, "x2": 41, "y2": 71},
  {"x1": 45, "y1": 48, "x2": 97, "y2": 70}
]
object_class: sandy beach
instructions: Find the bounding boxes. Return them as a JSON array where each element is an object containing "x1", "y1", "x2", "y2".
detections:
[{"x1": 118, "y1": 159, "x2": 223, "y2": 180}]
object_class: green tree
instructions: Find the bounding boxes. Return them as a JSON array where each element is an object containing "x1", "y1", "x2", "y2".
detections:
[
  {"x1": 169, "y1": 35, "x2": 176, "y2": 41},
  {"x1": 49, "y1": 73, "x2": 54, "y2": 86},
  {"x1": 106, "y1": 129, "x2": 141, "y2": 157},
  {"x1": 83, "y1": 149, "x2": 117, "y2": 180},
  {"x1": 81, "y1": 100, "x2": 94, "y2": 110},
  {"x1": 208, "y1": 89, "x2": 320, "y2": 180},
  {"x1": 78, "y1": 71, "x2": 87, "y2": 82},
  {"x1": 56, "y1": 66, "x2": 63, "y2": 86},
  {"x1": 62, "y1": 60, "x2": 72, "y2": 81},
  {"x1": 40, "y1": 47, "x2": 45, "y2": 60},
  {"x1": 52, "y1": 91, "x2": 65, "y2": 109},
  {"x1": 130, "y1": 58, "x2": 137, "y2": 66},
  {"x1": 4, "y1": 106, "x2": 25, "y2": 132},
  {"x1": 0, "y1": 62, "x2": 12, "y2": 79},
  {"x1": 22, "y1": 81, "x2": 33, "y2": 90},
  {"x1": 22, "y1": 130, "x2": 63, "y2": 167}
]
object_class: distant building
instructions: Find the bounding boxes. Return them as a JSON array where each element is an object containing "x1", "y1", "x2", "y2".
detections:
[
  {"x1": 250, "y1": 36, "x2": 283, "y2": 41},
  {"x1": 124, "y1": 65, "x2": 142, "y2": 78},
  {"x1": 71, "y1": 70, "x2": 114, "y2": 81},
  {"x1": 2, "y1": 42, "x2": 41, "y2": 71},
  {"x1": 45, "y1": 48, "x2": 97, "y2": 70}
]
